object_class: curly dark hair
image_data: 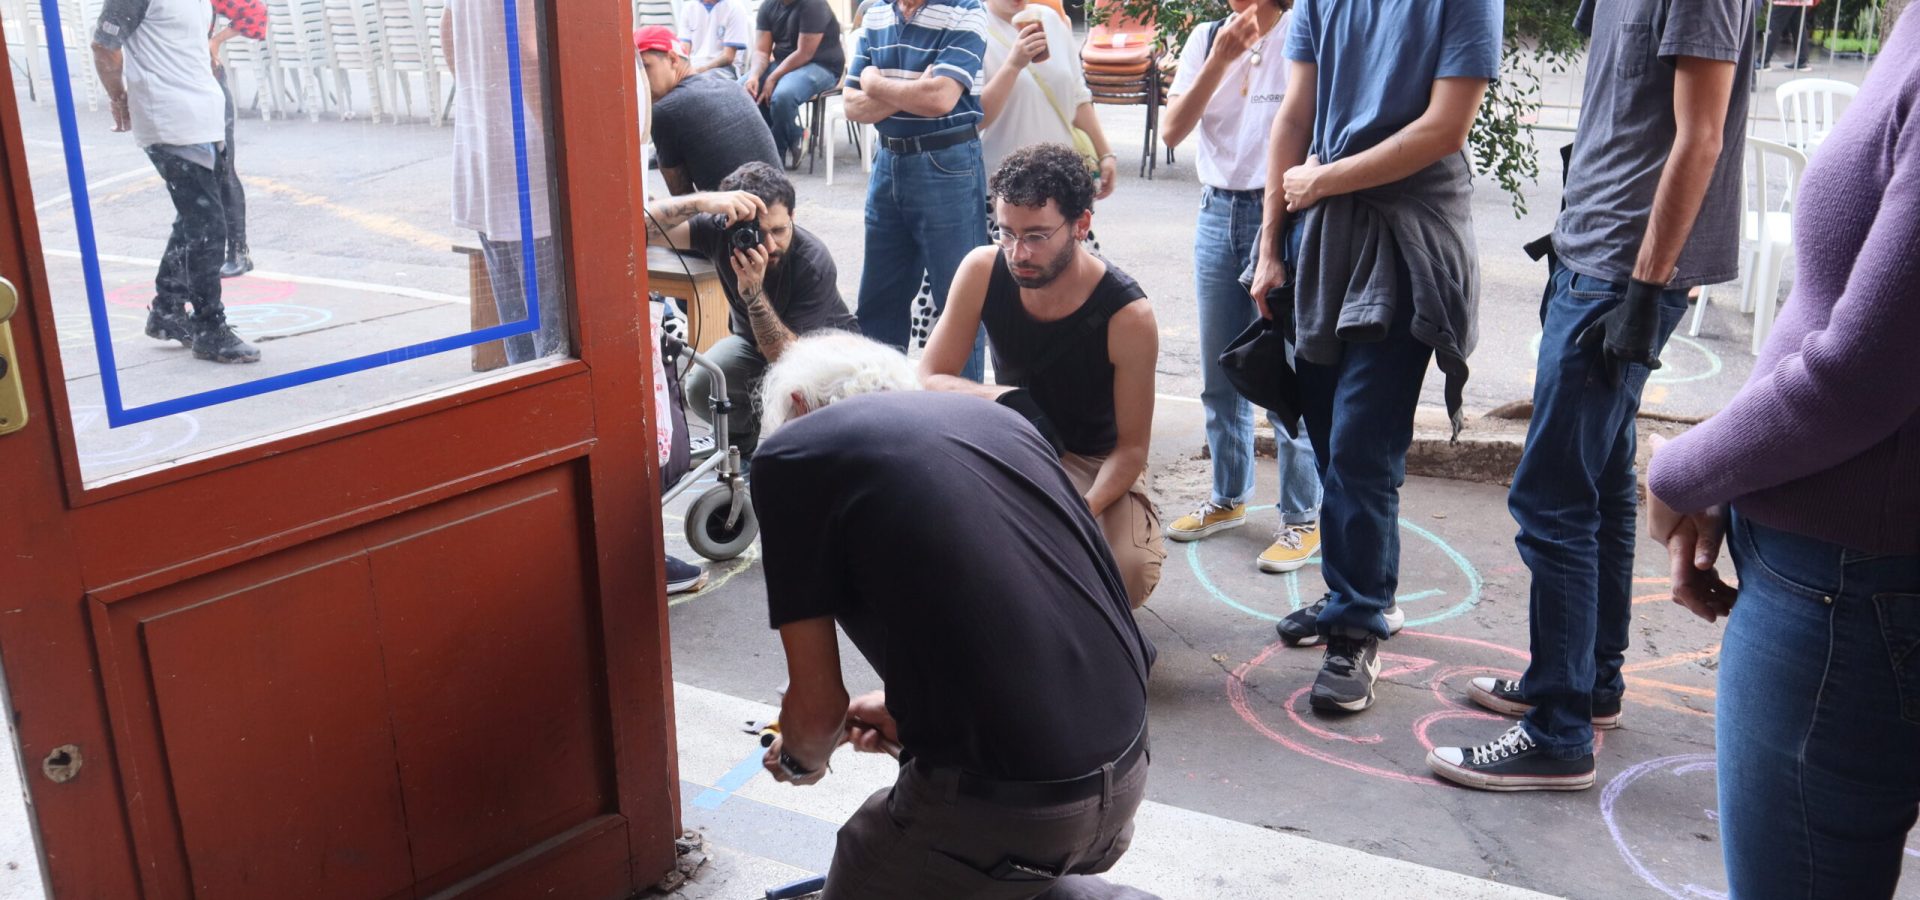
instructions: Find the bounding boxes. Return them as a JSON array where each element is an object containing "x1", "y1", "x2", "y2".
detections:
[
  {"x1": 719, "y1": 161, "x2": 797, "y2": 213},
  {"x1": 990, "y1": 144, "x2": 1096, "y2": 223}
]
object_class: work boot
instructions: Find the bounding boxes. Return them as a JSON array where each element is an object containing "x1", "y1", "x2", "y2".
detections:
[
  {"x1": 1276, "y1": 593, "x2": 1405, "y2": 648},
  {"x1": 220, "y1": 247, "x2": 254, "y2": 278},
  {"x1": 1310, "y1": 634, "x2": 1380, "y2": 713},
  {"x1": 1427, "y1": 723, "x2": 1596, "y2": 792},
  {"x1": 1467, "y1": 677, "x2": 1622, "y2": 729},
  {"x1": 145, "y1": 305, "x2": 194, "y2": 346},
  {"x1": 192, "y1": 323, "x2": 261, "y2": 364},
  {"x1": 1165, "y1": 501, "x2": 1246, "y2": 542}
]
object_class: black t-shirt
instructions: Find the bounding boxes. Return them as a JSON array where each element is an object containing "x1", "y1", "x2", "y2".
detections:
[
  {"x1": 758, "y1": 0, "x2": 846, "y2": 78},
  {"x1": 982, "y1": 256, "x2": 1146, "y2": 458},
  {"x1": 686, "y1": 217, "x2": 857, "y2": 341},
  {"x1": 652, "y1": 71, "x2": 783, "y2": 192},
  {"x1": 753, "y1": 392, "x2": 1154, "y2": 780}
]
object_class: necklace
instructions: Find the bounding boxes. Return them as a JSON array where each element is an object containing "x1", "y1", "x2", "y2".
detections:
[{"x1": 1242, "y1": 14, "x2": 1281, "y2": 95}]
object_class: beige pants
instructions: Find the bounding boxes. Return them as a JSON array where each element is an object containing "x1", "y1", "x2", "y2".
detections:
[{"x1": 1061, "y1": 453, "x2": 1165, "y2": 609}]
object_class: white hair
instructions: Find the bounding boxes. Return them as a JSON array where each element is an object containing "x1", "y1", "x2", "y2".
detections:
[{"x1": 758, "y1": 331, "x2": 920, "y2": 438}]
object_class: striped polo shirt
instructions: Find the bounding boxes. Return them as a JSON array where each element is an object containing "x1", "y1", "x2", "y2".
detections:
[{"x1": 846, "y1": 0, "x2": 988, "y2": 139}]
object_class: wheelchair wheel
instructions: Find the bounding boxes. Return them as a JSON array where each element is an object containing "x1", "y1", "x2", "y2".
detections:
[{"x1": 685, "y1": 483, "x2": 758, "y2": 561}]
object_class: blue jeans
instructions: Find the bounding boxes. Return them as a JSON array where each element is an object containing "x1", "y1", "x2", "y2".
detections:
[
  {"x1": 1510, "y1": 262, "x2": 1689, "y2": 758},
  {"x1": 1297, "y1": 285, "x2": 1433, "y2": 640},
  {"x1": 760, "y1": 62, "x2": 839, "y2": 156},
  {"x1": 1719, "y1": 514, "x2": 1920, "y2": 899},
  {"x1": 479, "y1": 233, "x2": 569, "y2": 364},
  {"x1": 857, "y1": 138, "x2": 987, "y2": 379},
  {"x1": 1194, "y1": 187, "x2": 1320, "y2": 522}
]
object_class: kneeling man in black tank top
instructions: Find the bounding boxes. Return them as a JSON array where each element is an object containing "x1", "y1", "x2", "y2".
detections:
[{"x1": 918, "y1": 143, "x2": 1166, "y2": 609}]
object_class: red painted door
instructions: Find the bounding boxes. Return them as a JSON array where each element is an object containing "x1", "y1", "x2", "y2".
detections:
[{"x1": 0, "y1": 1, "x2": 679, "y2": 897}]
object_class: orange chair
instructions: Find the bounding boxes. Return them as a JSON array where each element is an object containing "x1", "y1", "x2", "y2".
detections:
[{"x1": 1081, "y1": 0, "x2": 1162, "y2": 177}]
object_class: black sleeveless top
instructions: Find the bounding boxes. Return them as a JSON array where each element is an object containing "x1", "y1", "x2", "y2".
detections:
[{"x1": 981, "y1": 254, "x2": 1146, "y2": 457}]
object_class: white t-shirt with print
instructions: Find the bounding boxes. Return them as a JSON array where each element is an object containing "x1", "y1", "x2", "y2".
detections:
[
  {"x1": 978, "y1": 7, "x2": 1092, "y2": 175},
  {"x1": 1168, "y1": 11, "x2": 1292, "y2": 192},
  {"x1": 681, "y1": 0, "x2": 753, "y2": 78}
]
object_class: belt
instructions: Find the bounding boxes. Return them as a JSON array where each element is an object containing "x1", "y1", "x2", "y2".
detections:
[
  {"x1": 921, "y1": 724, "x2": 1149, "y2": 806},
  {"x1": 878, "y1": 125, "x2": 978, "y2": 156},
  {"x1": 1207, "y1": 185, "x2": 1264, "y2": 200}
]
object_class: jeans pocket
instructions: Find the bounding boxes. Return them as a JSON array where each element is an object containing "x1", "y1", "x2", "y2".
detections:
[
  {"x1": 1735, "y1": 517, "x2": 1843, "y2": 601},
  {"x1": 1873, "y1": 593, "x2": 1920, "y2": 724},
  {"x1": 925, "y1": 142, "x2": 981, "y2": 178},
  {"x1": 924, "y1": 850, "x2": 1058, "y2": 898}
]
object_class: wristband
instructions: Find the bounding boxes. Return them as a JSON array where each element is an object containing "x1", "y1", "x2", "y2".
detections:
[{"x1": 778, "y1": 749, "x2": 816, "y2": 779}]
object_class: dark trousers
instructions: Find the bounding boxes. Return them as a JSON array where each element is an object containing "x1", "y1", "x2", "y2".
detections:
[
  {"x1": 478, "y1": 233, "x2": 568, "y2": 364},
  {"x1": 823, "y1": 753, "x2": 1157, "y2": 900},
  {"x1": 147, "y1": 148, "x2": 228, "y2": 326},
  {"x1": 1509, "y1": 262, "x2": 1690, "y2": 759},
  {"x1": 214, "y1": 64, "x2": 248, "y2": 254},
  {"x1": 1764, "y1": 4, "x2": 1815, "y2": 66},
  {"x1": 1297, "y1": 298, "x2": 1435, "y2": 640},
  {"x1": 682, "y1": 334, "x2": 765, "y2": 458}
]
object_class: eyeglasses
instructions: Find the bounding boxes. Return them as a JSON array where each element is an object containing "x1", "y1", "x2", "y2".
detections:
[{"x1": 990, "y1": 220, "x2": 1071, "y2": 252}]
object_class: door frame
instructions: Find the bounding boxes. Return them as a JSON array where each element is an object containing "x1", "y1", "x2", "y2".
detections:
[{"x1": 0, "y1": 0, "x2": 681, "y2": 895}]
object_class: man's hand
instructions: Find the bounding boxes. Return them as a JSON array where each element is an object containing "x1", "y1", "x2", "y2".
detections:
[
  {"x1": 859, "y1": 65, "x2": 885, "y2": 94},
  {"x1": 731, "y1": 244, "x2": 770, "y2": 299},
  {"x1": 700, "y1": 190, "x2": 767, "y2": 227},
  {"x1": 761, "y1": 74, "x2": 782, "y2": 106},
  {"x1": 744, "y1": 75, "x2": 763, "y2": 102},
  {"x1": 1095, "y1": 154, "x2": 1118, "y2": 200},
  {"x1": 1281, "y1": 155, "x2": 1328, "y2": 212},
  {"x1": 1577, "y1": 279, "x2": 1668, "y2": 377},
  {"x1": 1005, "y1": 21, "x2": 1046, "y2": 70},
  {"x1": 844, "y1": 691, "x2": 900, "y2": 755},
  {"x1": 761, "y1": 735, "x2": 828, "y2": 785},
  {"x1": 1211, "y1": 10, "x2": 1261, "y2": 60},
  {"x1": 1249, "y1": 252, "x2": 1286, "y2": 319},
  {"x1": 108, "y1": 95, "x2": 132, "y2": 132}
]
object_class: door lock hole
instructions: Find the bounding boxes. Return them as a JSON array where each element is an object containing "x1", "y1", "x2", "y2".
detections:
[{"x1": 42, "y1": 745, "x2": 80, "y2": 783}]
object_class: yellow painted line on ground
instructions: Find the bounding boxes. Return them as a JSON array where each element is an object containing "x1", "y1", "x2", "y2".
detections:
[
  {"x1": 667, "y1": 545, "x2": 761, "y2": 607},
  {"x1": 42, "y1": 248, "x2": 469, "y2": 305},
  {"x1": 245, "y1": 176, "x2": 460, "y2": 253}
]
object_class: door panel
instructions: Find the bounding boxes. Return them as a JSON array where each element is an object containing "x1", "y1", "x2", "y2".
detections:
[{"x1": 0, "y1": 1, "x2": 679, "y2": 897}]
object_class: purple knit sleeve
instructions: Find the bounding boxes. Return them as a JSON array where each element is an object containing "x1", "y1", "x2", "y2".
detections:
[{"x1": 1648, "y1": 111, "x2": 1920, "y2": 512}]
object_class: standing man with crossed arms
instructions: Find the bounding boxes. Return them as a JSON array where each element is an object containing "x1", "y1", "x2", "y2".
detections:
[
  {"x1": 1430, "y1": 0, "x2": 1755, "y2": 790},
  {"x1": 843, "y1": 0, "x2": 991, "y2": 379}
]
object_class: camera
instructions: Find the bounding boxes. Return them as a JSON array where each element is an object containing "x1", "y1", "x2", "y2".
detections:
[{"x1": 725, "y1": 220, "x2": 764, "y2": 251}]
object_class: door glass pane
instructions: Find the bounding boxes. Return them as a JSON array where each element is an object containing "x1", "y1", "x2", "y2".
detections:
[{"x1": 5, "y1": 0, "x2": 569, "y2": 484}]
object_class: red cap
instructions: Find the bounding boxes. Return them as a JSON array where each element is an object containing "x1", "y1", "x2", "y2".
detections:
[{"x1": 634, "y1": 25, "x2": 683, "y2": 56}]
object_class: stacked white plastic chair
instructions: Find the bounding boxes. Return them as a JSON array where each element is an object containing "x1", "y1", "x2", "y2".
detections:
[
  {"x1": 322, "y1": 0, "x2": 386, "y2": 120},
  {"x1": 266, "y1": 0, "x2": 333, "y2": 120},
  {"x1": 379, "y1": 0, "x2": 443, "y2": 124}
]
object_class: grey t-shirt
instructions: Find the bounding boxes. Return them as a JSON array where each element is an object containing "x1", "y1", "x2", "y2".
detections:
[
  {"x1": 1551, "y1": 0, "x2": 1755, "y2": 288},
  {"x1": 651, "y1": 71, "x2": 783, "y2": 192}
]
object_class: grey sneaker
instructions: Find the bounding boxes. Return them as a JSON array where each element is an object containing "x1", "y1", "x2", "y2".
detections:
[
  {"x1": 191, "y1": 324, "x2": 261, "y2": 364},
  {"x1": 1427, "y1": 723, "x2": 1597, "y2": 792},
  {"x1": 1276, "y1": 594, "x2": 1406, "y2": 648},
  {"x1": 1309, "y1": 634, "x2": 1381, "y2": 713},
  {"x1": 1468, "y1": 677, "x2": 1622, "y2": 729}
]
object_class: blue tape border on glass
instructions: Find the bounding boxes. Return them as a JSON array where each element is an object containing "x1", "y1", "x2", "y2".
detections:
[{"x1": 38, "y1": 0, "x2": 544, "y2": 429}]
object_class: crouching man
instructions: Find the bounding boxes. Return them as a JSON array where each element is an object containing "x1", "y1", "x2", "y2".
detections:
[
  {"x1": 752, "y1": 332, "x2": 1160, "y2": 900},
  {"x1": 919, "y1": 143, "x2": 1165, "y2": 609}
]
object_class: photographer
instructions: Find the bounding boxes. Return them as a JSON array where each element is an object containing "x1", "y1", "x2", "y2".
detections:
[{"x1": 646, "y1": 162, "x2": 856, "y2": 457}]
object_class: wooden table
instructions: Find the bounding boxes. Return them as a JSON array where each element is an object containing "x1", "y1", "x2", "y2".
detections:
[
  {"x1": 646, "y1": 243, "x2": 730, "y2": 353},
  {"x1": 455, "y1": 244, "x2": 509, "y2": 372}
]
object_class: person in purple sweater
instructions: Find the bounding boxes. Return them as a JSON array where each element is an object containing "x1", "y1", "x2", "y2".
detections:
[{"x1": 1646, "y1": 12, "x2": 1920, "y2": 897}]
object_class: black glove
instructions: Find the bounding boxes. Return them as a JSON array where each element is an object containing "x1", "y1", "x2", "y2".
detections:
[
  {"x1": 1576, "y1": 278, "x2": 1667, "y2": 374},
  {"x1": 995, "y1": 388, "x2": 1066, "y2": 457}
]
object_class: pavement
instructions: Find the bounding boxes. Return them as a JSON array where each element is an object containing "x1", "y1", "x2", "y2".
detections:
[{"x1": 5, "y1": 40, "x2": 1914, "y2": 900}]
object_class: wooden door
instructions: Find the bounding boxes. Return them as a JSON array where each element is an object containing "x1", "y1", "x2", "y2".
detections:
[{"x1": 0, "y1": 1, "x2": 679, "y2": 897}]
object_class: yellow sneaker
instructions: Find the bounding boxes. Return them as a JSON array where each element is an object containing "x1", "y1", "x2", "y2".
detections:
[
  {"x1": 1258, "y1": 522, "x2": 1321, "y2": 573},
  {"x1": 1166, "y1": 501, "x2": 1247, "y2": 542}
]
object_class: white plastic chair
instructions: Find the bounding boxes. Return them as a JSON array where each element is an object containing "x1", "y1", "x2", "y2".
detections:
[
  {"x1": 322, "y1": 0, "x2": 388, "y2": 121},
  {"x1": 1776, "y1": 78, "x2": 1856, "y2": 154},
  {"x1": 634, "y1": 0, "x2": 679, "y2": 28},
  {"x1": 220, "y1": 26, "x2": 285, "y2": 119},
  {"x1": 821, "y1": 30, "x2": 872, "y2": 185},
  {"x1": 267, "y1": 0, "x2": 335, "y2": 120},
  {"x1": 1691, "y1": 137, "x2": 1805, "y2": 354},
  {"x1": 379, "y1": 0, "x2": 443, "y2": 124},
  {"x1": 20, "y1": 0, "x2": 101, "y2": 110}
]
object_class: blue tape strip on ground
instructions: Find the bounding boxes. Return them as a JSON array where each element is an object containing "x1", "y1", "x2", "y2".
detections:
[
  {"x1": 691, "y1": 746, "x2": 769, "y2": 810},
  {"x1": 40, "y1": 0, "x2": 542, "y2": 429}
]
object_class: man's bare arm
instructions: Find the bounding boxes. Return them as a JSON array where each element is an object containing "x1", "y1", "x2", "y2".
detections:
[
  {"x1": 1248, "y1": 60, "x2": 1318, "y2": 306},
  {"x1": 92, "y1": 43, "x2": 131, "y2": 131},
  {"x1": 842, "y1": 87, "x2": 899, "y2": 123},
  {"x1": 661, "y1": 166, "x2": 696, "y2": 196},
  {"x1": 860, "y1": 69, "x2": 964, "y2": 118},
  {"x1": 772, "y1": 617, "x2": 849, "y2": 774},
  {"x1": 692, "y1": 45, "x2": 739, "y2": 74},
  {"x1": 441, "y1": 5, "x2": 455, "y2": 76},
  {"x1": 1282, "y1": 76, "x2": 1487, "y2": 207},
  {"x1": 1633, "y1": 56, "x2": 1738, "y2": 283},
  {"x1": 744, "y1": 290, "x2": 799, "y2": 361},
  {"x1": 917, "y1": 248, "x2": 1007, "y2": 398},
  {"x1": 1084, "y1": 302, "x2": 1156, "y2": 515}
]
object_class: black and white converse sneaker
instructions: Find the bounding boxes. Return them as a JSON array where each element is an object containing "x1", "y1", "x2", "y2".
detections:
[
  {"x1": 1309, "y1": 635, "x2": 1381, "y2": 712},
  {"x1": 1427, "y1": 723, "x2": 1596, "y2": 792},
  {"x1": 1467, "y1": 677, "x2": 1621, "y2": 729},
  {"x1": 1276, "y1": 594, "x2": 1407, "y2": 647}
]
